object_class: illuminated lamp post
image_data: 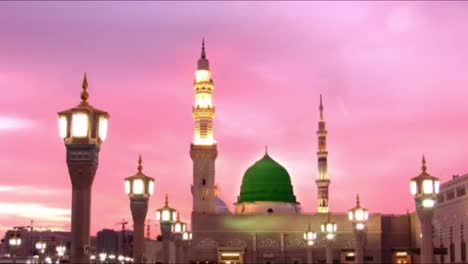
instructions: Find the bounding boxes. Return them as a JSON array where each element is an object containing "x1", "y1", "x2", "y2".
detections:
[
  {"x1": 125, "y1": 155, "x2": 154, "y2": 264},
  {"x1": 321, "y1": 214, "x2": 337, "y2": 264},
  {"x1": 9, "y1": 233, "x2": 22, "y2": 264},
  {"x1": 156, "y1": 194, "x2": 178, "y2": 264},
  {"x1": 171, "y1": 216, "x2": 187, "y2": 263},
  {"x1": 303, "y1": 224, "x2": 317, "y2": 264},
  {"x1": 410, "y1": 156, "x2": 439, "y2": 264},
  {"x1": 58, "y1": 73, "x2": 109, "y2": 263},
  {"x1": 348, "y1": 194, "x2": 369, "y2": 264},
  {"x1": 35, "y1": 240, "x2": 47, "y2": 263},
  {"x1": 182, "y1": 230, "x2": 193, "y2": 263}
]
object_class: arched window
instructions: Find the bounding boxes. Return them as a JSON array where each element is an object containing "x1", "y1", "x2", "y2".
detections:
[
  {"x1": 267, "y1": 208, "x2": 274, "y2": 214},
  {"x1": 202, "y1": 178, "x2": 206, "y2": 185}
]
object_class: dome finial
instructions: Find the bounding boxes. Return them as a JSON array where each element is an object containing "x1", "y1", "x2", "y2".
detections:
[
  {"x1": 137, "y1": 154, "x2": 143, "y2": 173},
  {"x1": 319, "y1": 94, "x2": 324, "y2": 120},
  {"x1": 165, "y1": 193, "x2": 169, "y2": 206},
  {"x1": 80, "y1": 72, "x2": 89, "y2": 104},
  {"x1": 201, "y1": 38, "x2": 206, "y2": 59},
  {"x1": 422, "y1": 154, "x2": 427, "y2": 173},
  {"x1": 265, "y1": 145, "x2": 268, "y2": 155}
]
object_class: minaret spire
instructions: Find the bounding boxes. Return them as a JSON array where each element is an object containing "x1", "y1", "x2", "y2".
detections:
[
  {"x1": 80, "y1": 72, "x2": 89, "y2": 104},
  {"x1": 316, "y1": 94, "x2": 330, "y2": 213}
]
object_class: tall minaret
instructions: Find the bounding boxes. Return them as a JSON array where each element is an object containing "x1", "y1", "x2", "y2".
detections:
[
  {"x1": 190, "y1": 39, "x2": 218, "y2": 214},
  {"x1": 316, "y1": 95, "x2": 330, "y2": 213}
]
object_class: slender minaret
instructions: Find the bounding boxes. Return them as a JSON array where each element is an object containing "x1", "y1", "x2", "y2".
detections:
[
  {"x1": 316, "y1": 94, "x2": 330, "y2": 213},
  {"x1": 190, "y1": 39, "x2": 218, "y2": 214}
]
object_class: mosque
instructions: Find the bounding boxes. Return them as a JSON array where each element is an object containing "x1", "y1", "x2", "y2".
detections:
[{"x1": 161, "y1": 41, "x2": 427, "y2": 264}]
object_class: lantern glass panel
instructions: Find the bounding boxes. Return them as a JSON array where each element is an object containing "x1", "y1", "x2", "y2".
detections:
[
  {"x1": 410, "y1": 180, "x2": 418, "y2": 195},
  {"x1": 133, "y1": 179, "x2": 144, "y2": 195},
  {"x1": 355, "y1": 208, "x2": 364, "y2": 221},
  {"x1": 161, "y1": 210, "x2": 170, "y2": 221},
  {"x1": 156, "y1": 211, "x2": 161, "y2": 221},
  {"x1": 435, "y1": 180, "x2": 440, "y2": 194},
  {"x1": 422, "y1": 198, "x2": 435, "y2": 208},
  {"x1": 321, "y1": 224, "x2": 325, "y2": 233},
  {"x1": 125, "y1": 180, "x2": 131, "y2": 195},
  {"x1": 423, "y1": 179, "x2": 434, "y2": 194},
  {"x1": 71, "y1": 112, "x2": 89, "y2": 138},
  {"x1": 364, "y1": 210, "x2": 369, "y2": 221},
  {"x1": 172, "y1": 211, "x2": 178, "y2": 221},
  {"x1": 98, "y1": 116, "x2": 108, "y2": 141},
  {"x1": 195, "y1": 70, "x2": 211, "y2": 83},
  {"x1": 148, "y1": 180, "x2": 154, "y2": 195},
  {"x1": 348, "y1": 211, "x2": 354, "y2": 221},
  {"x1": 59, "y1": 116, "x2": 68, "y2": 139}
]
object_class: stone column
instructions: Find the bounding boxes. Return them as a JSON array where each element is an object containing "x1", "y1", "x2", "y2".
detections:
[
  {"x1": 307, "y1": 246, "x2": 313, "y2": 264},
  {"x1": 417, "y1": 210, "x2": 434, "y2": 264},
  {"x1": 160, "y1": 222, "x2": 172, "y2": 264},
  {"x1": 325, "y1": 242, "x2": 333, "y2": 264},
  {"x1": 174, "y1": 236, "x2": 184, "y2": 264},
  {"x1": 130, "y1": 197, "x2": 148, "y2": 263},
  {"x1": 354, "y1": 230, "x2": 365, "y2": 264},
  {"x1": 67, "y1": 144, "x2": 99, "y2": 264}
]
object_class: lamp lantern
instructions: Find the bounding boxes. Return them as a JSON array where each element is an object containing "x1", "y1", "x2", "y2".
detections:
[
  {"x1": 58, "y1": 74, "x2": 109, "y2": 145},
  {"x1": 171, "y1": 215, "x2": 187, "y2": 234},
  {"x1": 125, "y1": 155, "x2": 155, "y2": 198},
  {"x1": 410, "y1": 156, "x2": 440, "y2": 209},
  {"x1": 303, "y1": 224, "x2": 317, "y2": 246},
  {"x1": 348, "y1": 194, "x2": 369, "y2": 230},
  {"x1": 182, "y1": 231, "x2": 193, "y2": 242},
  {"x1": 35, "y1": 240, "x2": 47, "y2": 254},
  {"x1": 321, "y1": 214, "x2": 338, "y2": 240},
  {"x1": 56, "y1": 244, "x2": 66, "y2": 257},
  {"x1": 156, "y1": 194, "x2": 178, "y2": 224}
]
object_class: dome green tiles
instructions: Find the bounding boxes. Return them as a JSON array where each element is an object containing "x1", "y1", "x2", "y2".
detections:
[{"x1": 237, "y1": 153, "x2": 298, "y2": 203}]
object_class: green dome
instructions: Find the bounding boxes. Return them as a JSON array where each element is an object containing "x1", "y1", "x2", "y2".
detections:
[{"x1": 237, "y1": 154, "x2": 297, "y2": 203}]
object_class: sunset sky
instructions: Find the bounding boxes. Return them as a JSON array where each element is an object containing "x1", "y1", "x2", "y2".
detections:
[{"x1": 1, "y1": 2, "x2": 468, "y2": 236}]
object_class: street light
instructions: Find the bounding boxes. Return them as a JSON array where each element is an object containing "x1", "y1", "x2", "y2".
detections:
[
  {"x1": 348, "y1": 194, "x2": 369, "y2": 264},
  {"x1": 321, "y1": 214, "x2": 337, "y2": 264},
  {"x1": 98, "y1": 252, "x2": 107, "y2": 263},
  {"x1": 171, "y1": 215, "x2": 187, "y2": 234},
  {"x1": 9, "y1": 234, "x2": 21, "y2": 264},
  {"x1": 125, "y1": 155, "x2": 154, "y2": 263},
  {"x1": 35, "y1": 240, "x2": 47, "y2": 254},
  {"x1": 182, "y1": 231, "x2": 193, "y2": 242},
  {"x1": 157, "y1": 194, "x2": 178, "y2": 264},
  {"x1": 303, "y1": 224, "x2": 316, "y2": 264},
  {"x1": 58, "y1": 73, "x2": 109, "y2": 263},
  {"x1": 410, "y1": 155, "x2": 439, "y2": 264}
]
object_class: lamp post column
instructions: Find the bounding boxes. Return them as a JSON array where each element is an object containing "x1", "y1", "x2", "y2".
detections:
[
  {"x1": 325, "y1": 242, "x2": 333, "y2": 264},
  {"x1": 58, "y1": 74, "x2": 109, "y2": 264},
  {"x1": 307, "y1": 246, "x2": 313, "y2": 264},
  {"x1": 161, "y1": 222, "x2": 172, "y2": 264},
  {"x1": 131, "y1": 198, "x2": 148, "y2": 263},
  {"x1": 67, "y1": 144, "x2": 99, "y2": 264},
  {"x1": 410, "y1": 156, "x2": 439, "y2": 264},
  {"x1": 354, "y1": 230, "x2": 365, "y2": 264}
]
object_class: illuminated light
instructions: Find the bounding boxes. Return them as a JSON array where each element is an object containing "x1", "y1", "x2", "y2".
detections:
[
  {"x1": 172, "y1": 211, "x2": 178, "y2": 222},
  {"x1": 395, "y1": 252, "x2": 408, "y2": 257},
  {"x1": 90, "y1": 255, "x2": 96, "y2": 260},
  {"x1": 307, "y1": 240, "x2": 314, "y2": 246},
  {"x1": 355, "y1": 223, "x2": 365, "y2": 230},
  {"x1": 118, "y1": 255, "x2": 124, "y2": 261},
  {"x1": 98, "y1": 116, "x2": 108, "y2": 141},
  {"x1": 161, "y1": 210, "x2": 170, "y2": 222},
  {"x1": 156, "y1": 211, "x2": 161, "y2": 221},
  {"x1": 346, "y1": 252, "x2": 355, "y2": 257},
  {"x1": 410, "y1": 181, "x2": 417, "y2": 195},
  {"x1": 422, "y1": 199, "x2": 435, "y2": 208},
  {"x1": 423, "y1": 179, "x2": 434, "y2": 194},
  {"x1": 148, "y1": 180, "x2": 154, "y2": 195},
  {"x1": 132, "y1": 179, "x2": 144, "y2": 195},
  {"x1": 71, "y1": 112, "x2": 89, "y2": 137},
  {"x1": 434, "y1": 180, "x2": 440, "y2": 194},
  {"x1": 348, "y1": 211, "x2": 354, "y2": 221},
  {"x1": 125, "y1": 180, "x2": 131, "y2": 195},
  {"x1": 355, "y1": 209, "x2": 364, "y2": 221},
  {"x1": 58, "y1": 116, "x2": 67, "y2": 139},
  {"x1": 326, "y1": 233, "x2": 335, "y2": 240},
  {"x1": 195, "y1": 70, "x2": 211, "y2": 83},
  {"x1": 195, "y1": 93, "x2": 212, "y2": 108},
  {"x1": 221, "y1": 253, "x2": 240, "y2": 257},
  {"x1": 364, "y1": 211, "x2": 369, "y2": 221}
]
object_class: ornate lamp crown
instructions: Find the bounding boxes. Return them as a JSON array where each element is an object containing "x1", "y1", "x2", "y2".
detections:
[
  {"x1": 156, "y1": 194, "x2": 178, "y2": 223},
  {"x1": 410, "y1": 155, "x2": 440, "y2": 209},
  {"x1": 125, "y1": 155, "x2": 155, "y2": 198}
]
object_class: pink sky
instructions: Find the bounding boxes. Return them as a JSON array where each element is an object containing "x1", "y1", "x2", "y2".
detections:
[{"x1": 1, "y1": 2, "x2": 468, "y2": 236}]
